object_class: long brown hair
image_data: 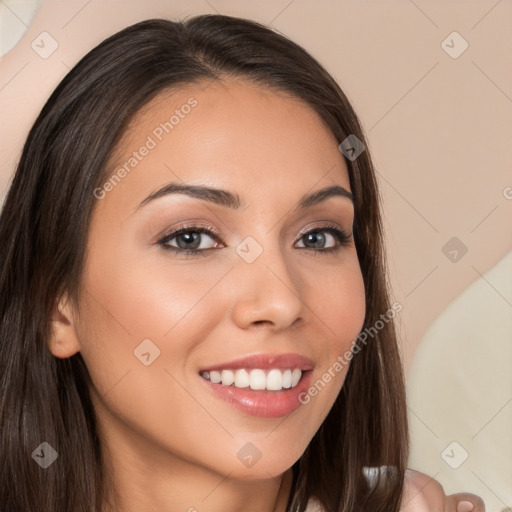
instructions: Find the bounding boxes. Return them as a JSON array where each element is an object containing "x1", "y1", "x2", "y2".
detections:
[{"x1": 0, "y1": 14, "x2": 409, "y2": 511}]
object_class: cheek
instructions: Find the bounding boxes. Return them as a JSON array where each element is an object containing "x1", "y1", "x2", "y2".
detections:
[
  {"x1": 309, "y1": 255, "x2": 366, "y2": 348},
  {"x1": 297, "y1": 256, "x2": 366, "y2": 410},
  {"x1": 73, "y1": 255, "x2": 233, "y2": 460},
  {"x1": 82, "y1": 210, "x2": 220, "y2": 337},
  {"x1": 74, "y1": 241, "x2": 232, "y2": 392}
]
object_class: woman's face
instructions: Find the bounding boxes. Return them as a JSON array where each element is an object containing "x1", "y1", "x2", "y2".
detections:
[{"x1": 61, "y1": 78, "x2": 365, "y2": 483}]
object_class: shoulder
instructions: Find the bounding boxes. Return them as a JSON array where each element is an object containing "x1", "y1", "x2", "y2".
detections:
[
  {"x1": 305, "y1": 470, "x2": 444, "y2": 512},
  {"x1": 308, "y1": 469, "x2": 484, "y2": 512},
  {"x1": 305, "y1": 469, "x2": 445, "y2": 512},
  {"x1": 401, "y1": 469, "x2": 446, "y2": 512},
  {"x1": 402, "y1": 469, "x2": 486, "y2": 512},
  {"x1": 401, "y1": 469, "x2": 447, "y2": 512}
]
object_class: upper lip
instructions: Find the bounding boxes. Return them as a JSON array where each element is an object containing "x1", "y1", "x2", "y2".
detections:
[{"x1": 199, "y1": 353, "x2": 315, "y2": 372}]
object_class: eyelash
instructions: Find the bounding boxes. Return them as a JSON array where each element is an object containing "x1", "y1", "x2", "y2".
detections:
[{"x1": 156, "y1": 223, "x2": 352, "y2": 258}]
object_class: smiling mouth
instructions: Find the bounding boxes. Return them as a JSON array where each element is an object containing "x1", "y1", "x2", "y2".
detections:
[{"x1": 199, "y1": 368, "x2": 308, "y2": 391}]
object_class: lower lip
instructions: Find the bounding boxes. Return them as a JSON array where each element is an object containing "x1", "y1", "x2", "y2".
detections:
[{"x1": 199, "y1": 370, "x2": 314, "y2": 418}]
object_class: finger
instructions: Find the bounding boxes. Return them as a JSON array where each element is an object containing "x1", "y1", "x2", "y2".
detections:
[{"x1": 445, "y1": 492, "x2": 486, "y2": 512}]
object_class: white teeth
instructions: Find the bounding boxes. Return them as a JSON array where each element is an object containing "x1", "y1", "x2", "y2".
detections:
[
  {"x1": 291, "y1": 369, "x2": 302, "y2": 387},
  {"x1": 249, "y1": 369, "x2": 266, "y2": 390},
  {"x1": 282, "y1": 369, "x2": 292, "y2": 388},
  {"x1": 234, "y1": 369, "x2": 250, "y2": 388},
  {"x1": 266, "y1": 369, "x2": 282, "y2": 390},
  {"x1": 200, "y1": 368, "x2": 304, "y2": 391},
  {"x1": 209, "y1": 371, "x2": 221, "y2": 384},
  {"x1": 221, "y1": 369, "x2": 235, "y2": 386}
]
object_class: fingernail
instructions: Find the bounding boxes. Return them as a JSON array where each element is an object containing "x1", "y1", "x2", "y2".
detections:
[{"x1": 457, "y1": 501, "x2": 474, "y2": 512}]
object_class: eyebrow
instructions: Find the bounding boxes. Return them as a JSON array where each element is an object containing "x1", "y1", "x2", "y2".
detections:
[{"x1": 134, "y1": 182, "x2": 353, "y2": 213}]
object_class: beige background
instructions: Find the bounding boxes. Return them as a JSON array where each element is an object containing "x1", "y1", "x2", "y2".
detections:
[{"x1": 1, "y1": 0, "x2": 511, "y2": 509}]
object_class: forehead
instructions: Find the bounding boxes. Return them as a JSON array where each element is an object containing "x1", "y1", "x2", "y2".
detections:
[{"x1": 102, "y1": 77, "x2": 351, "y2": 212}]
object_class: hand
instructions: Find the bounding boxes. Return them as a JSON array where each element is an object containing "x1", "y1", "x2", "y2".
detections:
[
  {"x1": 402, "y1": 469, "x2": 486, "y2": 512},
  {"x1": 445, "y1": 492, "x2": 486, "y2": 512}
]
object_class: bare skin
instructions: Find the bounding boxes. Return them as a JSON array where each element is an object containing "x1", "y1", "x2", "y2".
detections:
[
  {"x1": 403, "y1": 469, "x2": 485, "y2": 512},
  {"x1": 49, "y1": 77, "x2": 484, "y2": 512}
]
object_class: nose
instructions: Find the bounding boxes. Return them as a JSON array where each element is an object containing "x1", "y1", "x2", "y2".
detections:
[{"x1": 230, "y1": 238, "x2": 305, "y2": 332}]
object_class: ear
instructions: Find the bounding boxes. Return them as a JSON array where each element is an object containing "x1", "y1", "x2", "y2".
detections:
[{"x1": 48, "y1": 291, "x2": 81, "y2": 358}]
